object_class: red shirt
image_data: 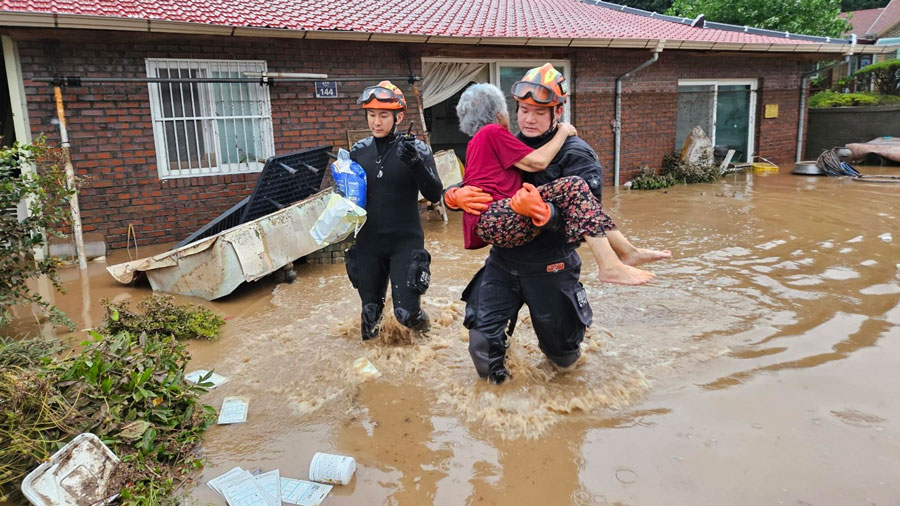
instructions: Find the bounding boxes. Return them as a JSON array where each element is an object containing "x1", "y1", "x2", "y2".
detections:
[{"x1": 462, "y1": 123, "x2": 534, "y2": 249}]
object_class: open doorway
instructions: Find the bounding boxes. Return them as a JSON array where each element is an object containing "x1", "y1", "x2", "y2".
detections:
[
  {"x1": 422, "y1": 59, "x2": 571, "y2": 165},
  {"x1": 675, "y1": 79, "x2": 757, "y2": 163},
  {"x1": 424, "y1": 63, "x2": 489, "y2": 165}
]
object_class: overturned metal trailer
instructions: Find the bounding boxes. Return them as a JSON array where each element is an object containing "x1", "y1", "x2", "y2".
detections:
[{"x1": 107, "y1": 147, "x2": 337, "y2": 300}]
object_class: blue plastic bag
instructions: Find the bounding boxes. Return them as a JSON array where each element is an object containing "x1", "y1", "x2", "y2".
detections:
[{"x1": 331, "y1": 149, "x2": 367, "y2": 209}]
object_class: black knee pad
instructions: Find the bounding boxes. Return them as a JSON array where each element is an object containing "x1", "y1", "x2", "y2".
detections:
[{"x1": 407, "y1": 249, "x2": 431, "y2": 294}]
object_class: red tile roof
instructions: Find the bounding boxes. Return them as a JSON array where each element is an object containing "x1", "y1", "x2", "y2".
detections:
[
  {"x1": 868, "y1": 0, "x2": 900, "y2": 37},
  {"x1": 841, "y1": 8, "x2": 884, "y2": 38},
  {"x1": 0, "y1": 0, "x2": 820, "y2": 45}
]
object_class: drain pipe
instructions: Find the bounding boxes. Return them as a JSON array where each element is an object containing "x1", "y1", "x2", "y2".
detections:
[
  {"x1": 614, "y1": 39, "x2": 664, "y2": 187},
  {"x1": 796, "y1": 53, "x2": 854, "y2": 162},
  {"x1": 54, "y1": 86, "x2": 87, "y2": 270}
]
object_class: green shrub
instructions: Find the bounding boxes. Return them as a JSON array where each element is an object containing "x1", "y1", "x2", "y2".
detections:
[
  {"x1": 0, "y1": 330, "x2": 216, "y2": 504},
  {"x1": 1, "y1": 296, "x2": 223, "y2": 504},
  {"x1": 853, "y1": 59, "x2": 900, "y2": 95},
  {"x1": 630, "y1": 166, "x2": 675, "y2": 190},
  {"x1": 808, "y1": 90, "x2": 897, "y2": 107},
  {"x1": 103, "y1": 295, "x2": 224, "y2": 341},
  {"x1": 0, "y1": 138, "x2": 75, "y2": 332},
  {"x1": 661, "y1": 152, "x2": 721, "y2": 184}
]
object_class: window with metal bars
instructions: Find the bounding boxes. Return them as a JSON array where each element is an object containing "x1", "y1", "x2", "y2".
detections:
[{"x1": 146, "y1": 59, "x2": 275, "y2": 179}]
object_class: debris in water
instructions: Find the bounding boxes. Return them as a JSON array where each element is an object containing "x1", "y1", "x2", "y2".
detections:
[
  {"x1": 222, "y1": 471, "x2": 278, "y2": 506},
  {"x1": 208, "y1": 467, "x2": 332, "y2": 506},
  {"x1": 281, "y1": 477, "x2": 332, "y2": 506},
  {"x1": 308, "y1": 452, "x2": 356, "y2": 486},
  {"x1": 217, "y1": 397, "x2": 249, "y2": 425},
  {"x1": 185, "y1": 369, "x2": 230, "y2": 389},
  {"x1": 352, "y1": 357, "x2": 381, "y2": 379},
  {"x1": 208, "y1": 467, "x2": 246, "y2": 498},
  {"x1": 21, "y1": 433, "x2": 120, "y2": 506},
  {"x1": 255, "y1": 469, "x2": 282, "y2": 503}
]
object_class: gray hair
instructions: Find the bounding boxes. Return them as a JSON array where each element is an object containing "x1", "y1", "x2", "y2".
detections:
[{"x1": 456, "y1": 83, "x2": 508, "y2": 137}]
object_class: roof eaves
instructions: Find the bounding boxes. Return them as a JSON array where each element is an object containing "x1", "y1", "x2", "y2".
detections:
[
  {"x1": 57, "y1": 14, "x2": 148, "y2": 31},
  {"x1": 150, "y1": 20, "x2": 232, "y2": 35},
  {"x1": 304, "y1": 30, "x2": 371, "y2": 41},
  {"x1": 0, "y1": 10, "x2": 55, "y2": 28},
  {"x1": 478, "y1": 37, "x2": 531, "y2": 46},
  {"x1": 568, "y1": 38, "x2": 615, "y2": 47},
  {"x1": 424, "y1": 36, "x2": 481, "y2": 45},
  {"x1": 369, "y1": 33, "x2": 429, "y2": 43},
  {"x1": 524, "y1": 37, "x2": 574, "y2": 47},
  {"x1": 232, "y1": 27, "x2": 306, "y2": 38}
]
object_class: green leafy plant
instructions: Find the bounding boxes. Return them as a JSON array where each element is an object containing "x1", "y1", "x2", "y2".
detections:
[
  {"x1": 0, "y1": 331, "x2": 217, "y2": 504},
  {"x1": 0, "y1": 138, "x2": 76, "y2": 332},
  {"x1": 0, "y1": 297, "x2": 224, "y2": 503},
  {"x1": 0, "y1": 336, "x2": 64, "y2": 368},
  {"x1": 630, "y1": 165, "x2": 676, "y2": 190},
  {"x1": 853, "y1": 59, "x2": 900, "y2": 96},
  {"x1": 103, "y1": 295, "x2": 225, "y2": 341},
  {"x1": 662, "y1": 152, "x2": 721, "y2": 184},
  {"x1": 809, "y1": 89, "x2": 900, "y2": 107}
]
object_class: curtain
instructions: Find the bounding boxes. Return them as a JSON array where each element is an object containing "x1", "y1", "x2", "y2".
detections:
[{"x1": 422, "y1": 62, "x2": 487, "y2": 109}]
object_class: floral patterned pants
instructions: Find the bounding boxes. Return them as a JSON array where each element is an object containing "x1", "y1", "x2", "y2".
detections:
[{"x1": 475, "y1": 176, "x2": 617, "y2": 249}]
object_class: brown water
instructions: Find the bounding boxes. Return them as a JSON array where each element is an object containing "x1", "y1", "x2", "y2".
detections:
[{"x1": 14, "y1": 167, "x2": 900, "y2": 505}]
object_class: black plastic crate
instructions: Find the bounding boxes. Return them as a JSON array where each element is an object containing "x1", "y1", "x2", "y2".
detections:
[
  {"x1": 176, "y1": 196, "x2": 249, "y2": 248},
  {"x1": 240, "y1": 146, "x2": 332, "y2": 222},
  {"x1": 176, "y1": 145, "x2": 333, "y2": 248}
]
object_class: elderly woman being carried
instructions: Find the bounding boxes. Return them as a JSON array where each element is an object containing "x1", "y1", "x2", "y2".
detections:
[{"x1": 452, "y1": 83, "x2": 657, "y2": 285}]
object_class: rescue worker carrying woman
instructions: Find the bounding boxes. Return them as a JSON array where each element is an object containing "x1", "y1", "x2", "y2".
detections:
[{"x1": 345, "y1": 81, "x2": 443, "y2": 340}]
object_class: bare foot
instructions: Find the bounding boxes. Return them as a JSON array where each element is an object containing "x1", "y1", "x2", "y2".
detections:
[
  {"x1": 597, "y1": 264, "x2": 654, "y2": 285},
  {"x1": 620, "y1": 248, "x2": 672, "y2": 266}
]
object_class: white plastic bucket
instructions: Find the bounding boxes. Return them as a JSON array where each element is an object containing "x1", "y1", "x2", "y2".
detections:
[{"x1": 308, "y1": 452, "x2": 356, "y2": 485}]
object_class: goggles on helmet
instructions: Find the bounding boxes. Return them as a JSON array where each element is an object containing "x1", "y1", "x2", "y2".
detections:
[
  {"x1": 357, "y1": 86, "x2": 402, "y2": 105},
  {"x1": 510, "y1": 81, "x2": 567, "y2": 105}
]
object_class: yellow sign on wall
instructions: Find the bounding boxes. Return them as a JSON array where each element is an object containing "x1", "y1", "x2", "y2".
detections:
[{"x1": 764, "y1": 104, "x2": 779, "y2": 118}]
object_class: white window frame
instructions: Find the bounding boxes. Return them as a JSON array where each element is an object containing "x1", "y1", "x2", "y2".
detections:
[
  {"x1": 677, "y1": 79, "x2": 758, "y2": 163},
  {"x1": 421, "y1": 57, "x2": 573, "y2": 122},
  {"x1": 146, "y1": 58, "x2": 275, "y2": 179}
]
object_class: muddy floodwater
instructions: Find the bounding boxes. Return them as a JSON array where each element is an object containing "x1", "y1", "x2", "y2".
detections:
[{"x1": 16, "y1": 167, "x2": 900, "y2": 505}]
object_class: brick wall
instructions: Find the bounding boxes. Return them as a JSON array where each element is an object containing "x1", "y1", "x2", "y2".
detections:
[
  {"x1": 11, "y1": 29, "x2": 815, "y2": 248},
  {"x1": 14, "y1": 30, "x2": 426, "y2": 249},
  {"x1": 575, "y1": 50, "x2": 806, "y2": 184}
]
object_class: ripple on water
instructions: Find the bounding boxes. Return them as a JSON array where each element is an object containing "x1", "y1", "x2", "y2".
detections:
[
  {"x1": 860, "y1": 283, "x2": 900, "y2": 295},
  {"x1": 831, "y1": 409, "x2": 886, "y2": 428},
  {"x1": 822, "y1": 267, "x2": 861, "y2": 281}
]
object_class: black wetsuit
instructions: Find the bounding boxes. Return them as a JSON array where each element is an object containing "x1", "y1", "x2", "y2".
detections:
[
  {"x1": 457, "y1": 128, "x2": 604, "y2": 382},
  {"x1": 346, "y1": 132, "x2": 443, "y2": 340}
]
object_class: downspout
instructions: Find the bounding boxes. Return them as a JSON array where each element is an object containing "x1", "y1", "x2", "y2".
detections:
[
  {"x1": 796, "y1": 53, "x2": 853, "y2": 162},
  {"x1": 614, "y1": 40, "x2": 664, "y2": 187}
]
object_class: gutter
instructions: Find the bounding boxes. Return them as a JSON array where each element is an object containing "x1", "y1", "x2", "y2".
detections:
[
  {"x1": 796, "y1": 53, "x2": 854, "y2": 162},
  {"x1": 0, "y1": 11, "x2": 897, "y2": 54},
  {"x1": 614, "y1": 40, "x2": 664, "y2": 187}
]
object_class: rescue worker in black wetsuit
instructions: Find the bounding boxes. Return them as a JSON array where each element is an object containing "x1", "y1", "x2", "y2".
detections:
[
  {"x1": 444, "y1": 65, "x2": 601, "y2": 383},
  {"x1": 345, "y1": 81, "x2": 443, "y2": 340}
]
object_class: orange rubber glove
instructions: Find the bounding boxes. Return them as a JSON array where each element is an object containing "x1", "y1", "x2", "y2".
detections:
[
  {"x1": 510, "y1": 183, "x2": 551, "y2": 226},
  {"x1": 444, "y1": 186, "x2": 492, "y2": 215}
]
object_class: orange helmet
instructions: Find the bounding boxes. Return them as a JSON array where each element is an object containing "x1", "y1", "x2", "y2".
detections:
[
  {"x1": 511, "y1": 63, "x2": 568, "y2": 107},
  {"x1": 358, "y1": 80, "x2": 407, "y2": 110}
]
